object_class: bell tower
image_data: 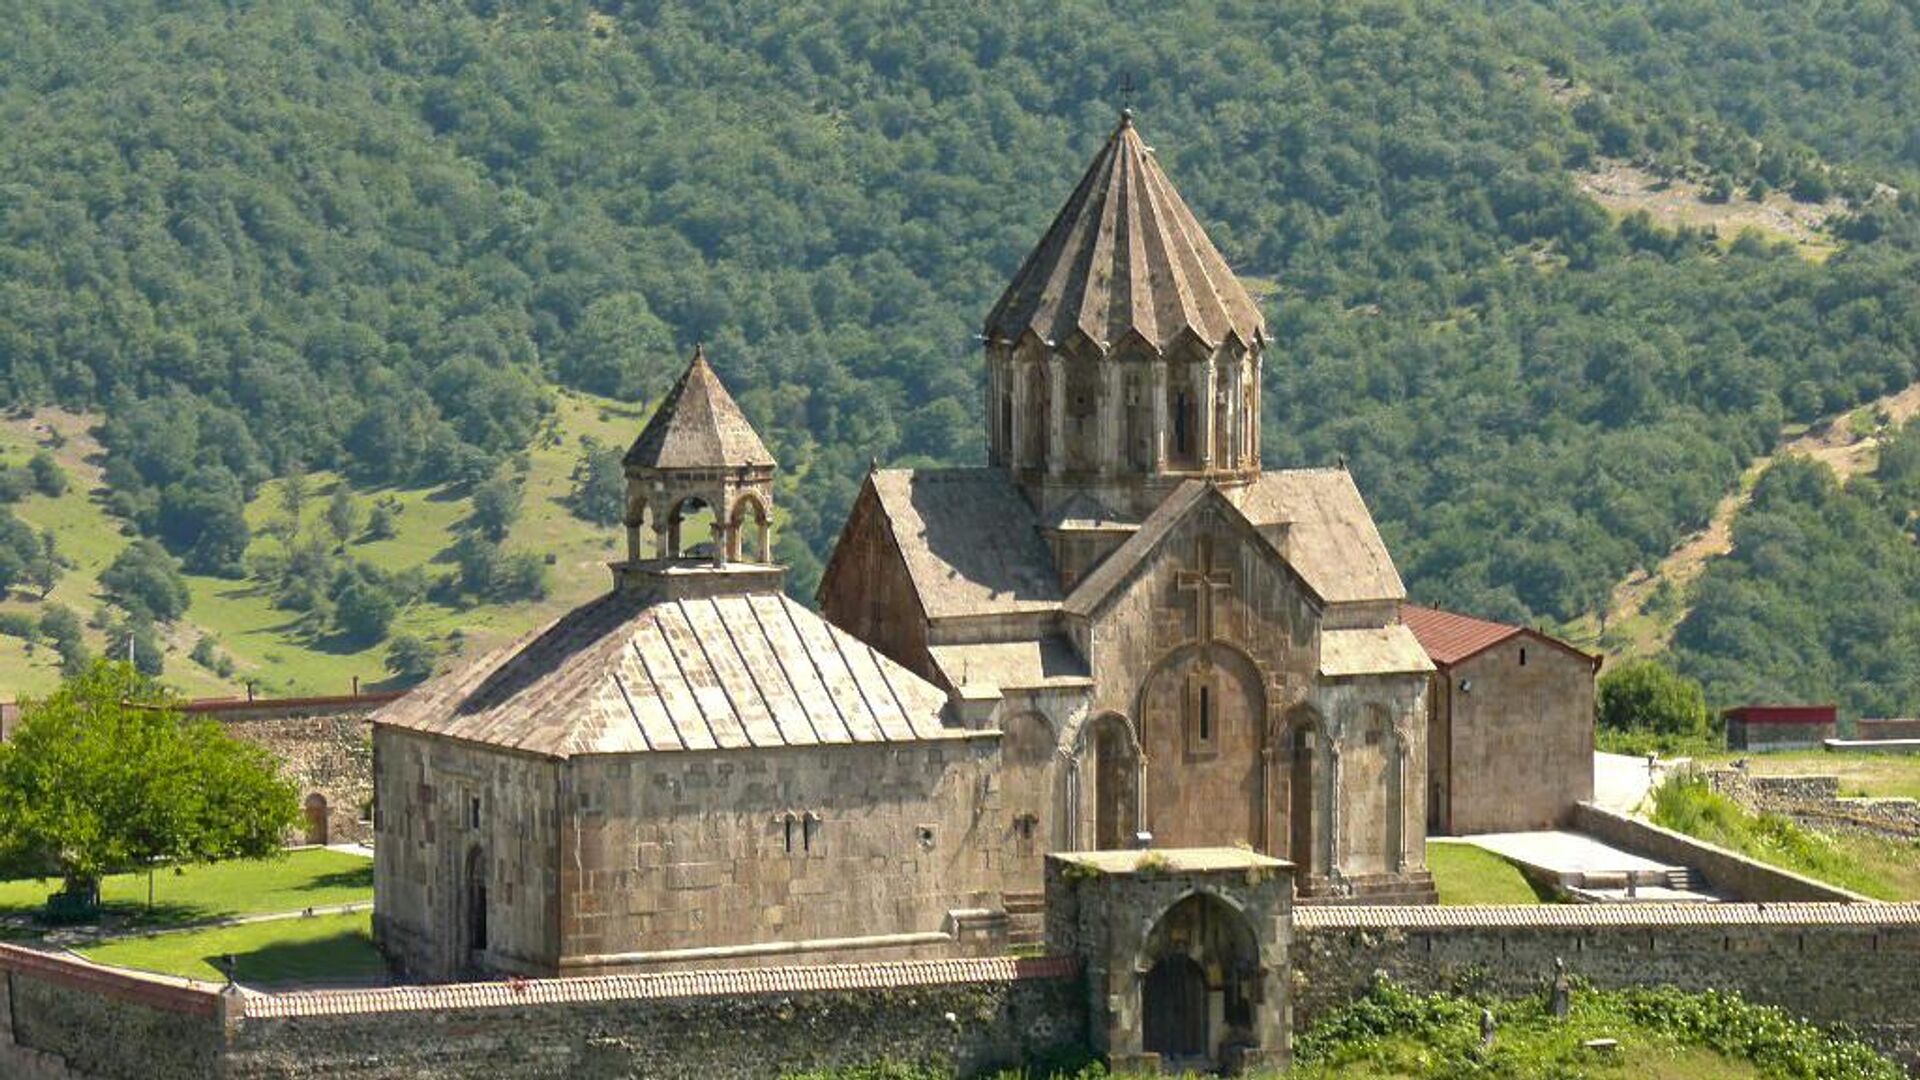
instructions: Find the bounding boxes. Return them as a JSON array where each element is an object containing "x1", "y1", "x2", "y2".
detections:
[
  {"x1": 983, "y1": 111, "x2": 1268, "y2": 520},
  {"x1": 617, "y1": 345, "x2": 777, "y2": 576}
]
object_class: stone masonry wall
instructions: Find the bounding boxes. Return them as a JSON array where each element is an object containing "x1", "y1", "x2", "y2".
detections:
[
  {"x1": 1293, "y1": 904, "x2": 1920, "y2": 1069},
  {"x1": 1569, "y1": 802, "x2": 1865, "y2": 901},
  {"x1": 1707, "y1": 767, "x2": 1920, "y2": 841},
  {"x1": 1433, "y1": 637, "x2": 1594, "y2": 836},
  {"x1": 0, "y1": 948, "x2": 228, "y2": 1080},
  {"x1": 223, "y1": 711, "x2": 376, "y2": 846}
]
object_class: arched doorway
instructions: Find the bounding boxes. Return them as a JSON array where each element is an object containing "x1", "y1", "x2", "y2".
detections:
[
  {"x1": 303, "y1": 793, "x2": 329, "y2": 846},
  {"x1": 1086, "y1": 714, "x2": 1138, "y2": 850},
  {"x1": 1001, "y1": 712, "x2": 1056, "y2": 886},
  {"x1": 463, "y1": 845, "x2": 488, "y2": 967},
  {"x1": 1140, "y1": 892, "x2": 1262, "y2": 1069},
  {"x1": 1143, "y1": 954, "x2": 1207, "y2": 1059},
  {"x1": 1138, "y1": 645, "x2": 1265, "y2": 848}
]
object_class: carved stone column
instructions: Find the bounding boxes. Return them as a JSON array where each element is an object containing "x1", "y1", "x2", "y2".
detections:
[
  {"x1": 1199, "y1": 353, "x2": 1217, "y2": 471},
  {"x1": 1047, "y1": 356, "x2": 1066, "y2": 476},
  {"x1": 1150, "y1": 359, "x2": 1168, "y2": 470},
  {"x1": 1101, "y1": 361, "x2": 1124, "y2": 476}
]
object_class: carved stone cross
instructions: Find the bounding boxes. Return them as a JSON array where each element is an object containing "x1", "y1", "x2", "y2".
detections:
[{"x1": 1175, "y1": 533, "x2": 1232, "y2": 646}]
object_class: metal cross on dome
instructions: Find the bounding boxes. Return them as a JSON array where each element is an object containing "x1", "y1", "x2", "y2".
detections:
[{"x1": 1175, "y1": 533, "x2": 1232, "y2": 651}]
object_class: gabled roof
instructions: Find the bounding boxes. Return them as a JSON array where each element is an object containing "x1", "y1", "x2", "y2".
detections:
[
  {"x1": 860, "y1": 468, "x2": 1062, "y2": 620},
  {"x1": 1234, "y1": 469, "x2": 1406, "y2": 605},
  {"x1": 984, "y1": 112, "x2": 1266, "y2": 354},
  {"x1": 1401, "y1": 604, "x2": 1600, "y2": 669},
  {"x1": 624, "y1": 346, "x2": 775, "y2": 470},
  {"x1": 374, "y1": 591, "x2": 958, "y2": 758},
  {"x1": 1062, "y1": 481, "x2": 1318, "y2": 620}
]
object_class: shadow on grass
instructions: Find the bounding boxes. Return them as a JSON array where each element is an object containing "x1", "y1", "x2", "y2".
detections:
[
  {"x1": 302, "y1": 865, "x2": 374, "y2": 892},
  {"x1": 211, "y1": 928, "x2": 386, "y2": 987},
  {"x1": 0, "y1": 898, "x2": 219, "y2": 931}
]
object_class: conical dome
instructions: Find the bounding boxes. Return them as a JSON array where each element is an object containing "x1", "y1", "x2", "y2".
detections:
[
  {"x1": 984, "y1": 112, "x2": 1266, "y2": 354},
  {"x1": 624, "y1": 345, "x2": 775, "y2": 470}
]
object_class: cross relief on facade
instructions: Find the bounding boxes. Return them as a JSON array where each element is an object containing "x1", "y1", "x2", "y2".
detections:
[{"x1": 1175, "y1": 532, "x2": 1233, "y2": 653}]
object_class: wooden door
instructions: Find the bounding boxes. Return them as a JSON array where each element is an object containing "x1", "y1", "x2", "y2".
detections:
[{"x1": 1143, "y1": 954, "x2": 1208, "y2": 1061}]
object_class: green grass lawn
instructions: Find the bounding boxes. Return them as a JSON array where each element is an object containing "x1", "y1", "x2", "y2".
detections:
[
  {"x1": 1651, "y1": 774, "x2": 1920, "y2": 900},
  {"x1": 0, "y1": 849, "x2": 371, "y2": 928},
  {"x1": 78, "y1": 910, "x2": 383, "y2": 986},
  {"x1": 1291, "y1": 1043, "x2": 1762, "y2": 1079},
  {"x1": 1425, "y1": 842, "x2": 1553, "y2": 905}
]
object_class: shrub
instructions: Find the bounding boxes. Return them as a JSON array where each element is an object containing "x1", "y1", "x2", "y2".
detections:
[
  {"x1": 26, "y1": 451, "x2": 67, "y2": 497},
  {"x1": 1597, "y1": 658, "x2": 1710, "y2": 740}
]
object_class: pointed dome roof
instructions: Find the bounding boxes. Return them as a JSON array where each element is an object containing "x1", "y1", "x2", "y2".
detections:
[
  {"x1": 624, "y1": 346, "x2": 775, "y2": 470},
  {"x1": 985, "y1": 111, "x2": 1266, "y2": 354}
]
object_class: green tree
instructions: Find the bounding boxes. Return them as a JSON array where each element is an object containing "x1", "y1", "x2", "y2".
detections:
[
  {"x1": 385, "y1": 633, "x2": 438, "y2": 684},
  {"x1": 564, "y1": 438, "x2": 626, "y2": 527},
  {"x1": 325, "y1": 486, "x2": 361, "y2": 545},
  {"x1": 469, "y1": 474, "x2": 523, "y2": 542},
  {"x1": 26, "y1": 451, "x2": 66, "y2": 497},
  {"x1": 1598, "y1": 658, "x2": 1711, "y2": 739},
  {"x1": 0, "y1": 662, "x2": 299, "y2": 903},
  {"x1": 100, "y1": 540, "x2": 190, "y2": 622},
  {"x1": 365, "y1": 500, "x2": 399, "y2": 541},
  {"x1": 333, "y1": 576, "x2": 396, "y2": 644}
]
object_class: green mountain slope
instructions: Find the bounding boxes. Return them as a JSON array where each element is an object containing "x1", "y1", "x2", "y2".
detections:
[{"x1": 1, "y1": 1, "x2": 1918, "y2": 704}]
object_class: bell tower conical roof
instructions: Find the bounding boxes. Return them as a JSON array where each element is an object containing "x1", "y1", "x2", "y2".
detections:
[
  {"x1": 624, "y1": 345, "x2": 775, "y2": 470},
  {"x1": 984, "y1": 111, "x2": 1266, "y2": 354}
]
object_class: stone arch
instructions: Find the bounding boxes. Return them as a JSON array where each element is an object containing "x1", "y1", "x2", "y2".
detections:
[
  {"x1": 463, "y1": 844, "x2": 489, "y2": 962},
  {"x1": 302, "y1": 793, "x2": 329, "y2": 847},
  {"x1": 727, "y1": 493, "x2": 772, "y2": 563},
  {"x1": 1138, "y1": 891, "x2": 1263, "y2": 1069},
  {"x1": 1136, "y1": 643, "x2": 1266, "y2": 848},
  {"x1": 1080, "y1": 712, "x2": 1139, "y2": 850},
  {"x1": 1282, "y1": 705, "x2": 1326, "y2": 879},
  {"x1": 623, "y1": 491, "x2": 653, "y2": 561},
  {"x1": 1000, "y1": 711, "x2": 1058, "y2": 885},
  {"x1": 665, "y1": 494, "x2": 715, "y2": 559}
]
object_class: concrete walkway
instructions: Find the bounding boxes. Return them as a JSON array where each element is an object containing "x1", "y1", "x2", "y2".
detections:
[
  {"x1": 1460, "y1": 830, "x2": 1719, "y2": 903},
  {"x1": 1593, "y1": 751, "x2": 1673, "y2": 814}
]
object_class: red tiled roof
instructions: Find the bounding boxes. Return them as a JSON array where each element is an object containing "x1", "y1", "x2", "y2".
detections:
[
  {"x1": 1400, "y1": 605, "x2": 1522, "y2": 666},
  {"x1": 1723, "y1": 705, "x2": 1836, "y2": 725},
  {"x1": 1400, "y1": 604, "x2": 1599, "y2": 669}
]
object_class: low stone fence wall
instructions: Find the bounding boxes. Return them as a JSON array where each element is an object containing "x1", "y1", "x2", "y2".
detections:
[
  {"x1": 1858, "y1": 719, "x2": 1920, "y2": 742},
  {"x1": 1569, "y1": 802, "x2": 1869, "y2": 902},
  {"x1": 1293, "y1": 903, "x2": 1920, "y2": 1069},
  {"x1": 1707, "y1": 768, "x2": 1920, "y2": 841},
  {"x1": 0, "y1": 945, "x2": 1084, "y2": 1080}
]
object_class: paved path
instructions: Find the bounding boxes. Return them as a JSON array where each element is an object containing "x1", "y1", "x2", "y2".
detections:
[
  {"x1": 1458, "y1": 830, "x2": 1720, "y2": 903},
  {"x1": 46, "y1": 901, "x2": 374, "y2": 948},
  {"x1": 1593, "y1": 751, "x2": 1671, "y2": 814}
]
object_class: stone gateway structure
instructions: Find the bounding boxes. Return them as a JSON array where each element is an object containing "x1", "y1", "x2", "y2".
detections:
[{"x1": 819, "y1": 111, "x2": 1442, "y2": 904}]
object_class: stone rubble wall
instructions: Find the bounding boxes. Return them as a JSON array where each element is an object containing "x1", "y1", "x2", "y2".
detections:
[
  {"x1": 223, "y1": 711, "x2": 376, "y2": 845},
  {"x1": 1706, "y1": 767, "x2": 1920, "y2": 841},
  {"x1": 0, "y1": 947, "x2": 229, "y2": 1080},
  {"x1": 1293, "y1": 904, "x2": 1920, "y2": 1070}
]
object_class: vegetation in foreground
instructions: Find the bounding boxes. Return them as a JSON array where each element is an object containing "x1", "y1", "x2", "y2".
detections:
[
  {"x1": 1290, "y1": 980, "x2": 1900, "y2": 1080},
  {"x1": 1425, "y1": 843, "x2": 1554, "y2": 906},
  {"x1": 778, "y1": 981, "x2": 1899, "y2": 1079},
  {"x1": 1651, "y1": 772, "x2": 1920, "y2": 900},
  {"x1": 77, "y1": 910, "x2": 383, "y2": 986}
]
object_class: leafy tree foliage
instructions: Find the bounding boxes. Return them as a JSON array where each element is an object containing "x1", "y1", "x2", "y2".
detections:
[
  {"x1": 1598, "y1": 657, "x2": 1711, "y2": 740},
  {"x1": 325, "y1": 487, "x2": 361, "y2": 545},
  {"x1": 0, "y1": 662, "x2": 299, "y2": 896},
  {"x1": 565, "y1": 438, "x2": 628, "y2": 527},
  {"x1": 2, "y1": 0, "x2": 1920, "y2": 698},
  {"x1": 26, "y1": 451, "x2": 66, "y2": 497},
  {"x1": 385, "y1": 633, "x2": 437, "y2": 684},
  {"x1": 468, "y1": 474, "x2": 523, "y2": 542},
  {"x1": 1669, "y1": 422, "x2": 1920, "y2": 719},
  {"x1": 100, "y1": 539, "x2": 190, "y2": 623},
  {"x1": 0, "y1": 509, "x2": 52, "y2": 598}
]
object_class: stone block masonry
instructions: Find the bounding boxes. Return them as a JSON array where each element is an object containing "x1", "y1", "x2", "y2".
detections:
[
  {"x1": 0, "y1": 945, "x2": 1085, "y2": 1080},
  {"x1": 1293, "y1": 903, "x2": 1920, "y2": 1069}
]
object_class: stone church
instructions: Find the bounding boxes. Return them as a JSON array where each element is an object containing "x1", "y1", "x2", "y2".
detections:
[
  {"x1": 818, "y1": 110, "x2": 1437, "y2": 904},
  {"x1": 367, "y1": 113, "x2": 1607, "y2": 990}
]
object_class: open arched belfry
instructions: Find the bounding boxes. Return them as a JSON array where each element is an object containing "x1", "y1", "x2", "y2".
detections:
[{"x1": 821, "y1": 112, "x2": 1440, "y2": 903}]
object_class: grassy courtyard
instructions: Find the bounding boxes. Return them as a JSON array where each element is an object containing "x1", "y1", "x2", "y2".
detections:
[
  {"x1": 0, "y1": 848, "x2": 371, "y2": 929},
  {"x1": 1425, "y1": 842, "x2": 1552, "y2": 905},
  {"x1": 77, "y1": 910, "x2": 383, "y2": 986}
]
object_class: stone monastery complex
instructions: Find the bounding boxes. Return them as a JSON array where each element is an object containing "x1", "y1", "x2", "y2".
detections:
[{"x1": 370, "y1": 110, "x2": 1597, "y2": 988}]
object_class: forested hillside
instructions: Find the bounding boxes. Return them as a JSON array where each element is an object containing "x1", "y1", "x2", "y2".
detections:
[{"x1": 1, "y1": 1, "x2": 1918, "y2": 705}]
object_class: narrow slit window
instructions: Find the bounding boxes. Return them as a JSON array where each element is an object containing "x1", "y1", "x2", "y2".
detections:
[
  {"x1": 1199, "y1": 685, "x2": 1211, "y2": 740},
  {"x1": 1519, "y1": 647, "x2": 1528, "y2": 667}
]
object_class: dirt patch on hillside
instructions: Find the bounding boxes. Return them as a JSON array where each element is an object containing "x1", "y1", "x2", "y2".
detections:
[{"x1": 1575, "y1": 161, "x2": 1843, "y2": 256}]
